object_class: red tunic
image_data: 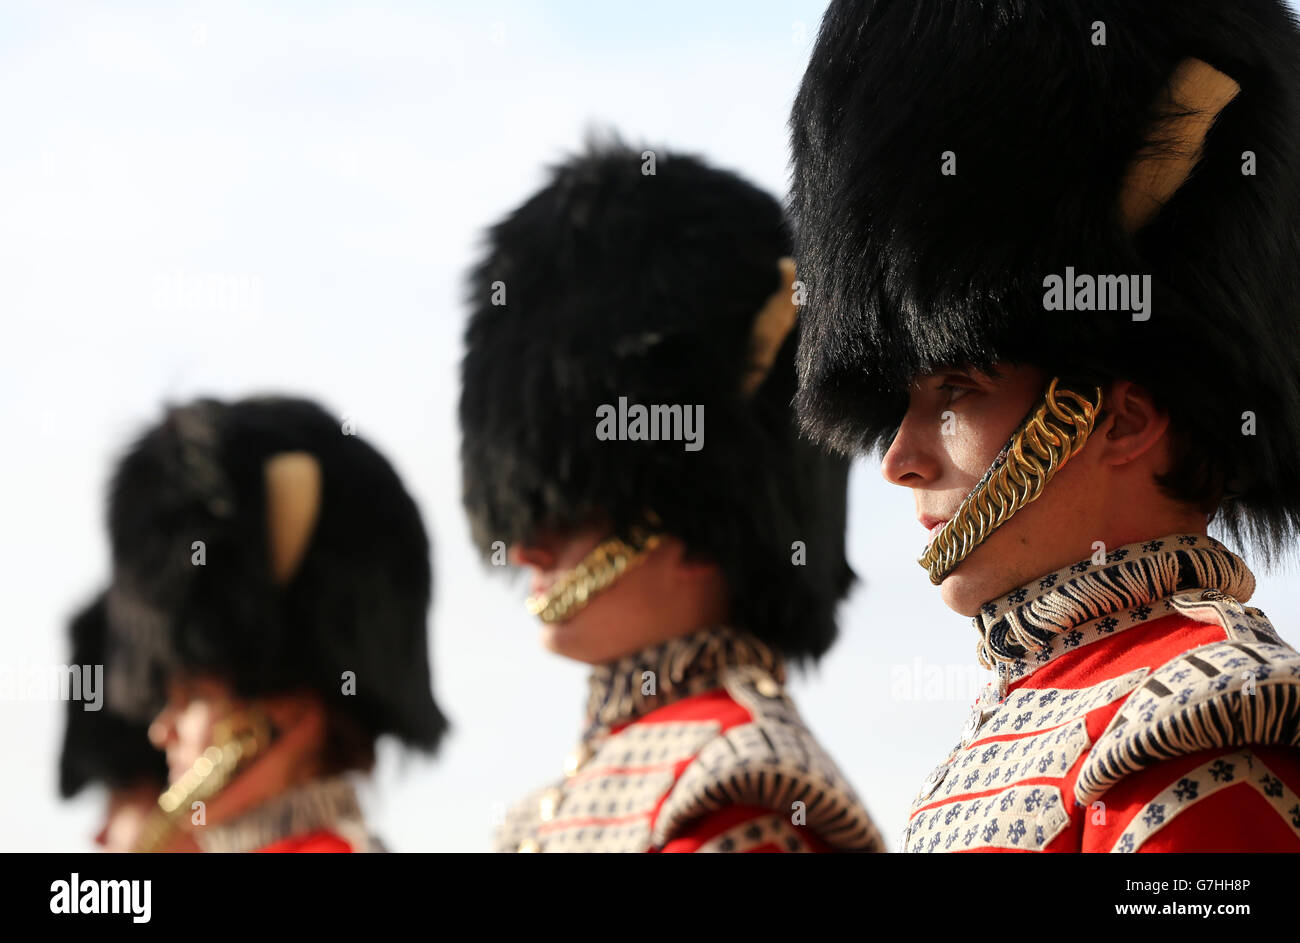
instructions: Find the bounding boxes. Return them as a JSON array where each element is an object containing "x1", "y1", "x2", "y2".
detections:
[
  {"x1": 257, "y1": 830, "x2": 355, "y2": 853},
  {"x1": 496, "y1": 627, "x2": 882, "y2": 853},
  {"x1": 905, "y1": 534, "x2": 1300, "y2": 853}
]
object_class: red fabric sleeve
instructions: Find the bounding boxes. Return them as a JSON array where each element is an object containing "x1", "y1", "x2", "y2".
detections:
[
  {"x1": 1082, "y1": 745, "x2": 1300, "y2": 852},
  {"x1": 256, "y1": 830, "x2": 355, "y2": 853},
  {"x1": 657, "y1": 804, "x2": 836, "y2": 853}
]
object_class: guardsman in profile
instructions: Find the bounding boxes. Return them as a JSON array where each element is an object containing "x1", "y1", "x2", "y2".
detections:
[
  {"x1": 789, "y1": 0, "x2": 1300, "y2": 851},
  {"x1": 461, "y1": 137, "x2": 884, "y2": 853},
  {"x1": 86, "y1": 395, "x2": 447, "y2": 851}
]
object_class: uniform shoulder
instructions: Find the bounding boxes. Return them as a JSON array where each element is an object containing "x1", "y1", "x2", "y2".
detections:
[
  {"x1": 255, "y1": 829, "x2": 356, "y2": 853},
  {"x1": 1075, "y1": 591, "x2": 1300, "y2": 805},
  {"x1": 650, "y1": 664, "x2": 884, "y2": 852},
  {"x1": 635, "y1": 685, "x2": 752, "y2": 728},
  {"x1": 1084, "y1": 745, "x2": 1300, "y2": 852},
  {"x1": 494, "y1": 783, "x2": 554, "y2": 853}
]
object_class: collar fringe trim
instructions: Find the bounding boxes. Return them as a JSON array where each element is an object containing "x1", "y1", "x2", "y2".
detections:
[
  {"x1": 974, "y1": 534, "x2": 1254, "y2": 669},
  {"x1": 584, "y1": 626, "x2": 783, "y2": 739}
]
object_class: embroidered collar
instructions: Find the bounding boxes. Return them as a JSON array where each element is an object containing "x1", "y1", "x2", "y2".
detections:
[
  {"x1": 583, "y1": 626, "x2": 783, "y2": 740},
  {"x1": 196, "y1": 776, "x2": 370, "y2": 853},
  {"x1": 974, "y1": 534, "x2": 1255, "y2": 684}
]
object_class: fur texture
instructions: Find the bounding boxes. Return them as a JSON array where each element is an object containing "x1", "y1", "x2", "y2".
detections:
[
  {"x1": 790, "y1": 0, "x2": 1300, "y2": 557},
  {"x1": 459, "y1": 138, "x2": 854, "y2": 662},
  {"x1": 58, "y1": 593, "x2": 167, "y2": 798},
  {"x1": 104, "y1": 396, "x2": 447, "y2": 752}
]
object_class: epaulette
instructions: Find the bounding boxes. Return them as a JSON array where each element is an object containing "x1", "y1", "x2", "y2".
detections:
[
  {"x1": 650, "y1": 664, "x2": 885, "y2": 852},
  {"x1": 1075, "y1": 591, "x2": 1300, "y2": 805}
]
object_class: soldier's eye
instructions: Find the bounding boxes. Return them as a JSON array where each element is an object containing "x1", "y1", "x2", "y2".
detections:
[{"x1": 937, "y1": 382, "x2": 972, "y2": 405}]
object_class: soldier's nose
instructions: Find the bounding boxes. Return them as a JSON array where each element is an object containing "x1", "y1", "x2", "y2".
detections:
[
  {"x1": 147, "y1": 710, "x2": 175, "y2": 750},
  {"x1": 881, "y1": 408, "x2": 945, "y2": 488},
  {"x1": 881, "y1": 438, "x2": 935, "y2": 488}
]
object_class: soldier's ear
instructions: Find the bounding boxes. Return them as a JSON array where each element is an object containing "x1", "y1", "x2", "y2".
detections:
[
  {"x1": 1118, "y1": 58, "x2": 1241, "y2": 234},
  {"x1": 1095, "y1": 380, "x2": 1171, "y2": 469},
  {"x1": 255, "y1": 690, "x2": 325, "y2": 739},
  {"x1": 739, "y1": 256, "x2": 799, "y2": 396},
  {"x1": 264, "y1": 451, "x2": 322, "y2": 585}
]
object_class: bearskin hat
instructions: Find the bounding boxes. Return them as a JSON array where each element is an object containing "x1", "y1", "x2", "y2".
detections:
[
  {"x1": 790, "y1": 0, "x2": 1300, "y2": 556},
  {"x1": 58, "y1": 593, "x2": 167, "y2": 798},
  {"x1": 459, "y1": 137, "x2": 855, "y2": 662},
  {"x1": 101, "y1": 396, "x2": 447, "y2": 752}
]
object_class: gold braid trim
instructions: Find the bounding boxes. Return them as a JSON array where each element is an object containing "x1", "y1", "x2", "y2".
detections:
[
  {"x1": 130, "y1": 710, "x2": 271, "y2": 853},
  {"x1": 526, "y1": 530, "x2": 663, "y2": 624},
  {"x1": 919, "y1": 378, "x2": 1104, "y2": 585}
]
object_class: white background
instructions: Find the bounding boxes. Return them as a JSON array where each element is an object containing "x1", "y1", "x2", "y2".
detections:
[{"x1": 3, "y1": 0, "x2": 1298, "y2": 851}]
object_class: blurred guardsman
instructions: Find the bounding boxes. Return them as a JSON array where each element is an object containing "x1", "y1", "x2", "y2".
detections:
[
  {"x1": 87, "y1": 396, "x2": 446, "y2": 851},
  {"x1": 461, "y1": 138, "x2": 883, "y2": 853},
  {"x1": 58, "y1": 593, "x2": 168, "y2": 851},
  {"x1": 790, "y1": 0, "x2": 1300, "y2": 851}
]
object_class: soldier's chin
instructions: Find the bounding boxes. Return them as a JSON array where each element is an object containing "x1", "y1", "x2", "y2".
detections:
[
  {"x1": 936, "y1": 540, "x2": 1020, "y2": 618},
  {"x1": 537, "y1": 607, "x2": 608, "y2": 664}
]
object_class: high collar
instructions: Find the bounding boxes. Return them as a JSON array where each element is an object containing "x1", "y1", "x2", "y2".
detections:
[
  {"x1": 973, "y1": 534, "x2": 1255, "y2": 687},
  {"x1": 195, "y1": 776, "x2": 370, "y2": 853},
  {"x1": 583, "y1": 626, "x2": 784, "y2": 740}
]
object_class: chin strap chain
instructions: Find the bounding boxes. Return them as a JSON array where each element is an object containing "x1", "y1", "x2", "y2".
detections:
[
  {"x1": 919, "y1": 378, "x2": 1104, "y2": 585},
  {"x1": 131, "y1": 709, "x2": 272, "y2": 853},
  {"x1": 526, "y1": 527, "x2": 663, "y2": 625}
]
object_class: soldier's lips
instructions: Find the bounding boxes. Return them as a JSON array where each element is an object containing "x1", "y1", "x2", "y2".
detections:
[
  {"x1": 528, "y1": 555, "x2": 592, "y2": 597},
  {"x1": 526, "y1": 570, "x2": 568, "y2": 615},
  {"x1": 529, "y1": 568, "x2": 575, "y2": 598},
  {"x1": 919, "y1": 516, "x2": 950, "y2": 546},
  {"x1": 166, "y1": 755, "x2": 192, "y2": 784}
]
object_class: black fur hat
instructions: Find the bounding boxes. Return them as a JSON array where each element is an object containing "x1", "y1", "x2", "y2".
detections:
[
  {"x1": 790, "y1": 0, "x2": 1300, "y2": 555},
  {"x1": 460, "y1": 137, "x2": 855, "y2": 662},
  {"x1": 102, "y1": 396, "x2": 447, "y2": 753},
  {"x1": 59, "y1": 593, "x2": 167, "y2": 798}
]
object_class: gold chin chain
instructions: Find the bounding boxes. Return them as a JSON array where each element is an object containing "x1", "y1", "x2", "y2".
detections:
[
  {"x1": 526, "y1": 530, "x2": 663, "y2": 624},
  {"x1": 131, "y1": 709, "x2": 272, "y2": 853},
  {"x1": 918, "y1": 378, "x2": 1104, "y2": 585}
]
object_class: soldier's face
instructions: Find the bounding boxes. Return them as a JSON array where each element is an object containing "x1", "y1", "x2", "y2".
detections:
[
  {"x1": 881, "y1": 363, "x2": 1106, "y2": 616},
  {"x1": 511, "y1": 525, "x2": 728, "y2": 664},
  {"x1": 148, "y1": 675, "x2": 235, "y2": 785}
]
